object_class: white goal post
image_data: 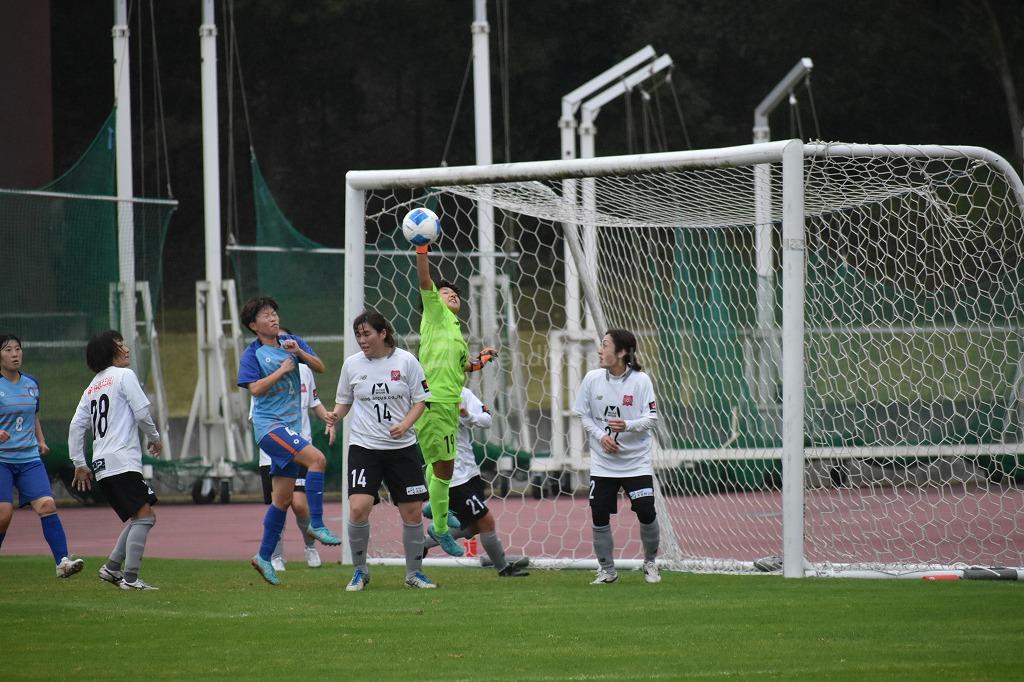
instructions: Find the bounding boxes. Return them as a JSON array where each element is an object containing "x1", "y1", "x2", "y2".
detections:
[{"x1": 344, "y1": 140, "x2": 1024, "y2": 578}]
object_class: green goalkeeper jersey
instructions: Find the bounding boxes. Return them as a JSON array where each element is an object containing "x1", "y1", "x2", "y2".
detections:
[{"x1": 419, "y1": 284, "x2": 469, "y2": 403}]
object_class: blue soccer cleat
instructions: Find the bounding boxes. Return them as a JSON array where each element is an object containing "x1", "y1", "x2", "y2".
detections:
[
  {"x1": 404, "y1": 571, "x2": 437, "y2": 589},
  {"x1": 421, "y1": 502, "x2": 461, "y2": 530},
  {"x1": 346, "y1": 567, "x2": 370, "y2": 592},
  {"x1": 427, "y1": 526, "x2": 464, "y2": 557},
  {"x1": 305, "y1": 524, "x2": 342, "y2": 546},
  {"x1": 251, "y1": 555, "x2": 281, "y2": 586}
]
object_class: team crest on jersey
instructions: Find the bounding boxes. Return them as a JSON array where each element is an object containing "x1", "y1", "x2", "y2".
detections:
[
  {"x1": 28, "y1": 388, "x2": 38, "y2": 398},
  {"x1": 391, "y1": 370, "x2": 401, "y2": 381},
  {"x1": 623, "y1": 395, "x2": 633, "y2": 406},
  {"x1": 371, "y1": 382, "x2": 391, "y2": 396}
]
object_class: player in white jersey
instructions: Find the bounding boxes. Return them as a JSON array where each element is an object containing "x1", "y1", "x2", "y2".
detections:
[
  {"x1": 69, "y1": 330, "x2": 163, "y2": 590},
  {"x1": 328, "y1": 310, "x2": 435, "y2": 590},
  {"x1": 253, "y1": 360, "x2": 334, "y2": 570},
  {"x1": 573, "y1": 329, "x2": 661, "y2": 585},
  {"x1": 420, "y1": 386, "x2": 528, "y2": 577}
]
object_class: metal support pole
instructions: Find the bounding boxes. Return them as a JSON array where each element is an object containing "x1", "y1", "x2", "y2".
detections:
[{"x1": 112, "y1": 0, "x2": 136, "y2": 351}]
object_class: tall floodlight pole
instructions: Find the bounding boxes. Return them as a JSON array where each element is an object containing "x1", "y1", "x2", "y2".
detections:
[
  {"x1": 472, "y1": 0, "x2": 499, "y2": 426},
  {"x1": 197, "y1": 0, "x2": 235, "y2": 480},
  {"x1": 112, "y1": 0, "x2": 136, "y2": 353},
  {"x1": 578, "y1": 53, "x2": 673, "y2": 329},
  {"x1": 752, "y1": 58, "x2": 813, "y2": 417},
  {"x1": 553, "y1": 46, "x2": 656, "y2": 473}
]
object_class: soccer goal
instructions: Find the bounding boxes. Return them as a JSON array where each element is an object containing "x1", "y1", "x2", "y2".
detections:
[{"x1": 344, "y1": 140, "x2": 1024, "y2": 578}]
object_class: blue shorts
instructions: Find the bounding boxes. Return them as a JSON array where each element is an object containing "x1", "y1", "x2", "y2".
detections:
[
  {"x1": 0, "y1": 459, "x2": 54, "y2": 506},
  {"x1": 257, "y1": 427, "x2": 310, "y2": 479}
]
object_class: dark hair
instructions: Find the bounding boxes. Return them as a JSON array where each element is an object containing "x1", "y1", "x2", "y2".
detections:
[
  {"x1": 241, "y1": 296, "x2": 279, "y2": 335},
  {"x1": 86, "y1": 330, "x2": 125, "y2": 373},
  {"x1": 0, "y1": 334, "x2": 21, "y2": 352},
  {"x1": 436, "y1": 281, "x2": 462, "y2": 298},
  {"x1": 605, "y1": 328, "x2": 643, "y2": 372},
  {"x1": 353, "y1": 310, "x2": 396, "y2": 348}
]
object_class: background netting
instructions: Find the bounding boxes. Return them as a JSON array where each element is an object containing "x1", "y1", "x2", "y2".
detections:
[
  {"x1": 348, "y1": 143, "x2": 1024, "y2": 574},
  {"x1": 0, "y1": 110, "x2": 175, "y2": 490}
]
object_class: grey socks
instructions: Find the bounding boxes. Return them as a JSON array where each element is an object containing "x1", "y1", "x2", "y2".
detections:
[
  {"x1": 640, "y1": 520, "x2": 660, "y2": 562},
  {"x1": 592, "y1": 524, "x2": 615, "y2": 573},
  {"x1": 123, "y1": 515, "x2": 156, "y2": 583},
  {"x1": 347, "y1": 519, "x2": 370, "y2": 571},
  {"x1": 479, "y1": 530, "x2": 507, "y2": 572},
  {"x1": 403, "y1": 521, "x2": 425, "y2": 576}
]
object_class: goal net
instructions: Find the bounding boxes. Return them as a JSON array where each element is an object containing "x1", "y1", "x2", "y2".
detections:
[{"x1": 344, "y1": 140, "x2": 1024, "y2": 577}]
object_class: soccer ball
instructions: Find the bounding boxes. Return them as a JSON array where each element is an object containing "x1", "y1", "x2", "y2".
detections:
[{"x1": 402, "y1": 207, "x2": 442, "y2": 246}]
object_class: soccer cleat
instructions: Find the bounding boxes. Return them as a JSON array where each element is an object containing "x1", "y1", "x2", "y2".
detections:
[
  {"x1": 427, "y1": 526, "x2": 464, "y2": 557},
  {"x1": 421, "y1": 502, "x2": 461, "y2": 530},
  {"x1": 642, "y1": 560, "x2": 662, "y2": 584},
  {"x1": 56, "y1": 556, "x2": 84, "y2": 578},
  {"x1": 251, "y1": 555, "x2": 281, "y2": 586},
  {"x1": 497, "y1": 564, "x2": 530, "y2": 577},
  {"x1": 119, "y1": 577, "x2": 159, "y2": 591},
  {"x1": 98, "y1": 565, "x2": 123, "y2": 586},
  {"x1": 305, "y1": 524, "x2": 342, "y2": 546},
  {"x1": 404, "y1": 571, "x2": 437, "y2": 589},
  {"x1": 346, "y1": 567, "x2": 370, "y2": 592},
  {"x1": 590, "y1": 568, "x2": 619, "y2": 585},
  {"x1": 481, "y1": 554, "x2": 530, "y2": 569},
  {"x1": 305, "y1": 547, "x2": 322, "y2": 568},
  {"x1": 271, "y1": 556, "x2": 287, "y2": 572}
]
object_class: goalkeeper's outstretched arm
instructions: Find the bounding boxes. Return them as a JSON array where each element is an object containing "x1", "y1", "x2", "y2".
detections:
[{"x1": 415, "y1": 244, "x2": 433, "y2": 291}]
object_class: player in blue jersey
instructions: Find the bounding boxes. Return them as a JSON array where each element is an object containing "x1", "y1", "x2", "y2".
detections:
[
  {"x1": 0, "y1": 334, "x2": 84, "y2": 578},
  {"x1": 237, "y1": 297, "x2": 341, "y2": 585}
]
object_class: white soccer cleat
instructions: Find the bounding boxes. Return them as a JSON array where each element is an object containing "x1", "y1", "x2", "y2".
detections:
[
  {"x1": 590, "y1": 568, "x2": 619, "y2": 585},
  {"x1": 404, "y1": 571, "x2": 437, "y2": 589},
  {"x1": 56, "y1": 556, "x2": 84, "y2": 578},
  {"x1": 346, "y1": 567, "x2": 370, "y2": 592},
  {"x1": 305, "y1": 547, "x2": 322, "y2": 568},
  {"x1": 119, "y1": 577, "x2": 159, "y2": 591},
  {"x1": 271, "y1": 556, "x2": 287, "y2": 572},
  {"x1": 98, "y1": 565, "x2": 123, "y2": 586},
  {"x1": 642, "y1": 560, "x2": 662, "y2": 584}
]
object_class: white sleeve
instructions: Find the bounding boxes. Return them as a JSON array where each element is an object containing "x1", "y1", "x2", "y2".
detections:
[
  {"x1": 335, "y1": 360, "x2": 354, "y2": 405},
  {"x1": 625, "y1": 375, "x2": 658, "y2": 433},
  {"x1": 122, "y1": 372, "x2": 160, "y2": 441},
  {"x1": 67, "y1": 394, "x2": 92, "y2": 469},
  {"x1": 572, "y1": 375, "x2": 606, "y2": 440},
  {"x1": 305, "y1": 367, "x2": 322, "y2": 409},
  {"x1": 462, "y1": 390, "x2": 492, "y2": 429},
  {"x1": 408, "y1": 356, "x2": 430, "y2": 403}
]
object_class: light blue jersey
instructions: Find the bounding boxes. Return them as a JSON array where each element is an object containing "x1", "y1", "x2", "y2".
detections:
[
  {"x1": 0, "y1": 372, "x2": 42, "y2": 463},
  {"x1": 237, "y1": 335, "x2": 316, "y2": 442}
]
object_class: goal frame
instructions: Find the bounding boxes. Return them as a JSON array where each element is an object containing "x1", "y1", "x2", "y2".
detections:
[{"x1": 344, "y1": 140, "x2": 1024, "y2": 578}]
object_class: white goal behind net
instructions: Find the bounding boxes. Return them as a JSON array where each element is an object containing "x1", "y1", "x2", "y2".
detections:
[{"x1": 344, "y1": 140, "x2": 1024, "y2": 577}]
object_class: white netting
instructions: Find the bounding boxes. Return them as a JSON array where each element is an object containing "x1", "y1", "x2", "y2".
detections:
[{"x1": 348, "y1": 142, "x2": 1024, "y2": 574}]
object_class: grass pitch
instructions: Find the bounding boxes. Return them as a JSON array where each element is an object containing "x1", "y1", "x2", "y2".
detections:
[{"x1": 2, "y1": 556, "x2": 1022, "y2": 680}]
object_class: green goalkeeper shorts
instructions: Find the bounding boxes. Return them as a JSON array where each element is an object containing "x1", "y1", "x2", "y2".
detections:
[{"x1": 417, "y1": 402, "x2": 459, "y2": 465}]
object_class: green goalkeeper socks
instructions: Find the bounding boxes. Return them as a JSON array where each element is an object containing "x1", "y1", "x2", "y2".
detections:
[{"x1": 427, "y1": 475, "x2": 452, "y2": 534}]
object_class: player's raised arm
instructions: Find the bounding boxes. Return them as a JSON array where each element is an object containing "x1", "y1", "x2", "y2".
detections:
[{"x1": 416, "y1": 244, "x2": 433, "y2": 290}]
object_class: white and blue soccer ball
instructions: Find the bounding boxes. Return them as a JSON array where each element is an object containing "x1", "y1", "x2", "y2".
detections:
[{"x1": 402, "y1": 207, "x2": 442, "y2": 246}]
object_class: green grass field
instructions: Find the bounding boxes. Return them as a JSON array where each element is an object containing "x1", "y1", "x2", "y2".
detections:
[{"x1": 2, "y1": 556, "x2": 1022, "y2": 680}]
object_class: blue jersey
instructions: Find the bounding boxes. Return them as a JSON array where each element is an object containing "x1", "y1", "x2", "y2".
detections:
[
  {"x1": 0, "y1": 372, "x2": 42, "y2": 463},
  {"x1": 237, "y1": 335, "x2": 317, "y2": 442}
]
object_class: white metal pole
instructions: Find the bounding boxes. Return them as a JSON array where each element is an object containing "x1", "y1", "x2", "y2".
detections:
[
  {"x1": 199, "y1": 0, "x2": 227, "y2": 476},
  {"x1": 780, "y1": 139, "x2": 806, "y2": 578},
  {"x1": 472, "y1": 0, "x2": 498, "y2": 409},
  {"x1": 113, "y1": 0, "x2": 136, "y2": 353},
  {"x1": 753, "y1": 59, "x2": 813, "y2": 415},
  {"x1": 342, "y1": 182, "x2": 366, "y2": 565}
]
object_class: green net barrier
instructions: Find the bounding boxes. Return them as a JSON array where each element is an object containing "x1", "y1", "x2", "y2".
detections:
[{"x1": 0, "y1": 110, "x2": 175, "y2": 487}]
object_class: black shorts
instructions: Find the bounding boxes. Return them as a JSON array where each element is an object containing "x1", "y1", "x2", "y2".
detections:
[
  {"x1": 98, "y1": 471, "x2": 158, "y2": 522},
  {"x1": 588, "y1": 475, "x2": 655, "y2": 518},
  {"x1": 449, "y1": 475, "x2": 490, "y2": 526},
  {"x1": 259, "y1": 464, "x2": 309, "y2": 504},
  {"x1": 347, "y1": 443, "x2": 428, "y2": 505}
]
